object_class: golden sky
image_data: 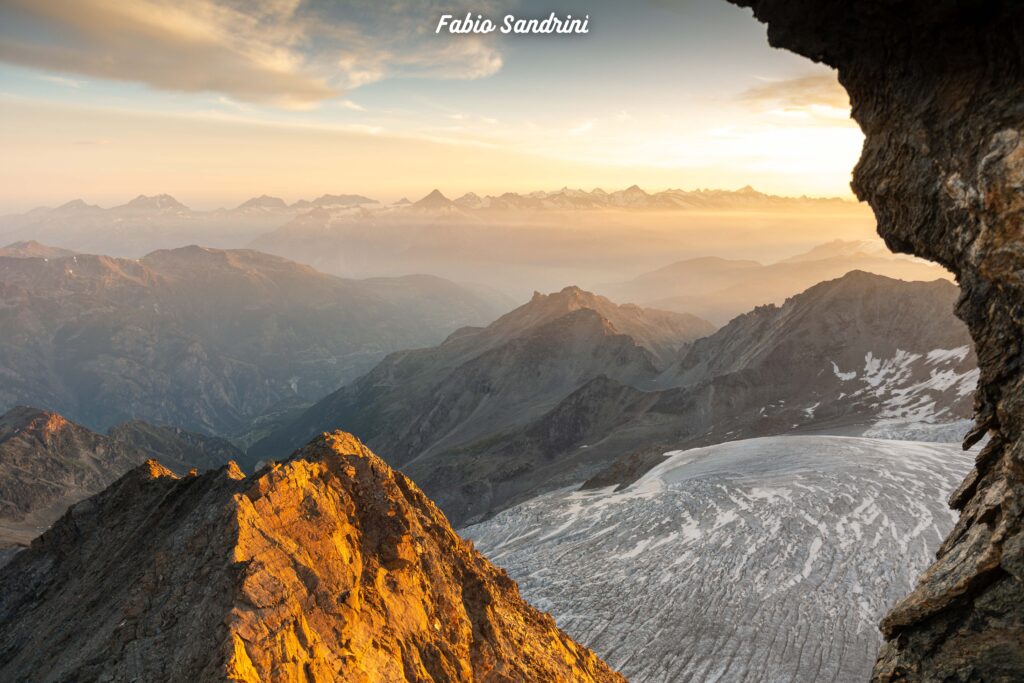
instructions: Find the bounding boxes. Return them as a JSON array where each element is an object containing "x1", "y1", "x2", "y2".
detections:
[{"x1": 0, "y1": 0, "x2": 864, "y2": 211}]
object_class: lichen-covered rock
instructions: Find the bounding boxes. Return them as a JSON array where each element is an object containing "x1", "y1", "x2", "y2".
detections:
[
  {"x1": 0, "y1": 432, "x2": 623, "y2": 682},
  {"x1": 725, "y1": 1, "x2": 1024, "y2": 679}
]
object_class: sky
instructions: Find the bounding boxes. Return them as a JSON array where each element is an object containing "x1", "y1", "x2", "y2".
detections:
[{"x1": 0, "y1": 0, "x2": 865, "y2": 211}]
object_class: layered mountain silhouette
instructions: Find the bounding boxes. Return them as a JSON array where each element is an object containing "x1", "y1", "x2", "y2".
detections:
[
  {"x1": 253, "y1": 273, "x2": 974, "y2": 525},
  {"x1": 250, "y1": 288, "x2": 713, "y2": 520},
  {"x1": 602, "y1": 241, "x2": 949, "y2": 324},
  {"x1": 0, "y1": 406, "x2": 242, "y2": 555},
  {"x1": 0, "y1": 246, "x2": 506, "y2": 436},
  {"x1": 0, "y1": 432, "x2": 623, "y2": 682},
  {"x1": 445, "y1": 185, "x2": 849, "y2": 211},
  {"x1": 0, "y1": 193, "x2": 373, "y2": 255},
  {"x1": 492, "y1": 272, "x2": 976, "y2": 500}
]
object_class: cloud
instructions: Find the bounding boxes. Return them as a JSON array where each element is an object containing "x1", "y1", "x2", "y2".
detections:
[
  {"x1": 568, "y1": 119, "x2": 596, "y2": 136},
  {"x1": 0, "y1": 0, "x2": 505, "y2": 108},
  {"x1": 39, "y1": 74, "x2": 87, "y2": 89},
  {"x1": 739, "y1": 74, "x2": 849, "y2": 110}
]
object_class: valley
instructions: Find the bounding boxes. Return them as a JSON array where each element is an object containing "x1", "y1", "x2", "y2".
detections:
[{"x1": 0, "y1": 195, "x2": 984, "y2": 682}]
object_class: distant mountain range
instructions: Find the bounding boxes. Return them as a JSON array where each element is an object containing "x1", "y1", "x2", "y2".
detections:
[
  {"x1": 5, "y1": 185, "x2": 848, "y2": 219},
  {"x1": 445, "y1": 185, "x2": 851, "y2": 211},
  {"x1": 601, "y1": 240, "x2": 949, "y2": 324},
  {"x1": 0, "y1": 406, "x2": 243, "y2": 553},
  {"x1": 250, "y1": 271, "x2": 974, "y2": 525},
  {"x1": 0, "y1": 245, "x2": 508, "y2": 436},
  {"x1": 0, "y1": 186, "x2": 862, "y2": 268}
]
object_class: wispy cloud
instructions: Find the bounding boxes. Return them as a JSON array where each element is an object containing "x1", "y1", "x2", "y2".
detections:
[
  {"x1": 740, "y1": 74, "x2": 849, "y2": 110},
  {"x1": 0, "y1": 0, "x2": 505, "y2": 108},
  {"x1": 568, "y1": 119, "x2": 596, "y2": 136},
  {"x1": 738, "y1": 73, "x2": 852, "y2": 127},
  {"x1": 39, "y1": 74, "x2": 86, "y2": 89}
]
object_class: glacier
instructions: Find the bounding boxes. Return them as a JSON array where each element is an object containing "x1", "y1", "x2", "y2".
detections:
[{"x1": 464, "y1": 435, "x2": 973, "y2": 683}]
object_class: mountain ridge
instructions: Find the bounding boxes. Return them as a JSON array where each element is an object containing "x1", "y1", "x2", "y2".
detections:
[
  {"x1": 249, "y1": 287, "x2": 713, "y2": 522},
  {"x1": 0, "y1": 246, "x2": 506, "y2": 434},
  {"x1": 0, "y1": 406, "x2": 244, "y2": 552},
  {"x1": 399, "y1": 271, "x2": 976, "y2": 523},
  {"x1": 0, "y1": 431, "x2": 624, "y2": 682}
]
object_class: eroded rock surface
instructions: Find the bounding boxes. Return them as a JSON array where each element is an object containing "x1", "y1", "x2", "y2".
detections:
[
  {"x1": 727, "y1": 1, "x2": 1024, "y2": 678},
  {"x1": 0, "y1": 405, "x2": 244, "y2": 554},
  {"x1": 0, "y1": 432, "x2": 624, "y2": 683}
]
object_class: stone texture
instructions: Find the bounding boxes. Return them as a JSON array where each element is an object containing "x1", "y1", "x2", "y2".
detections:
[
  {"x1": 725, "y1": 1, "x2": 1024, "y2": 679},
  {"x1": 0, "y1": 405, "x2": 245, "y2": 554},
  {"x1": 0, "y1": 432, "x2": 624, "y2": 682}
]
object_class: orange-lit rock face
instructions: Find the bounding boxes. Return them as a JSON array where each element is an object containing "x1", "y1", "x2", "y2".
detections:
[{"x1": 0, "y1": 432, "x2": 624, "y2": 683}]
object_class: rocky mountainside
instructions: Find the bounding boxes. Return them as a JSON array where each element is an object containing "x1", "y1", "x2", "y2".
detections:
[
  {"x1": 0, "y1": 432, "x2": 623, "y2": 683},
  {"x1": 727, "y1": 3, "x2": 1024, "y2": 678},
  {"x1": 107, "y1": 420, "x2": 250, "y2": 473},
  {"x1": 0, "y1": 406, "x2": 242, "y2": 551},
  {"x1": 408, "y1": 272, "x2": 976, "y2": 523},
  {"x1": 465, "y1": 435, "x2": 973, "y2": 683},
  {"x1": 603, "y1": 241, "x2": 949, "y2": 324},
  {"x1": 0, "y1": 240, "x2": 76, "y2": 259},
  {"x1": 0, "y1": 245, "x2": 505, "y2": 435},
  {"x1": 249, "y1": 288, "x2": 712, "y2": 518},
  {"x1": 658, "y1": 271, "x2": 974, "y2": 406}
]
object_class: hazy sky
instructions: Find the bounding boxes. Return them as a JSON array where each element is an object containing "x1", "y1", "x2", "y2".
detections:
[{"x1": 0, "y1": 0, "x2": 864, "y2": 211}]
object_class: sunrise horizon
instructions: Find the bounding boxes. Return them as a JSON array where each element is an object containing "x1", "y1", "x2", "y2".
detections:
[{"x1": 0, "y1": 1, "x2": 864, "y2": 213}]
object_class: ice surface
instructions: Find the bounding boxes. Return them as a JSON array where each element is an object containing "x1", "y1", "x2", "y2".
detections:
[{"x1": 465, "y1": 435, "x2": 973, "y2": 683}]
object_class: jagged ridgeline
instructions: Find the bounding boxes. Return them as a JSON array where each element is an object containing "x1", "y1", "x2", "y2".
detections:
[{"x1": 0, "y1": 432, "x2": 624, "y2": 682}]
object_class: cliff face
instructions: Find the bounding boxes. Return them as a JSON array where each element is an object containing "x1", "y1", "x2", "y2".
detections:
[
  {"x1": 726, "y1": 1, "x2": 1024, "y2": 679},
  {"x1": 0, "y1": 432, "x2": 623, "y2": 683}
]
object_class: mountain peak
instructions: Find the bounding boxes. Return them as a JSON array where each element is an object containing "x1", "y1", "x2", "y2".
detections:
[
  {"x1": 236, "y1": 194, "x2": 287, "y2": 210},
  {"x1": 116, "y1": 194, "x2": 189, "y2": 212},
  {"x1": 53, "y1": 199, "x2": 99, "y2": 212},
  {"x1": 519, "y1": 285, "x2": 607, "y2": 318},
  {"x1": 413, "y1": 188, "x2": 454, "y2": 208},
  {"x1": 0, "y1": 406, "x2": 69, "y2": 438},
  {"x1": 310, "y1": 193, "x2": 377, "y2": 207},
  {"x1": 0, "y1": 431, "x2": 624, "y2": 682}
]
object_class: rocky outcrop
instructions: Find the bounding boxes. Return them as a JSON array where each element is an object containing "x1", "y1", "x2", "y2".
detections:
[
  {"x1": 0, "y1": 406, "x2": 144, "y2": 548},
  {"x1": 0, "y1": 432, "x2": 624, "y2": 682},
  {"x1": 0, "y1": 406, "x2": 245, "y2": 552},
  {"x1": 726, "y1": 1, "x2": 1024, "y2": 678}
]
